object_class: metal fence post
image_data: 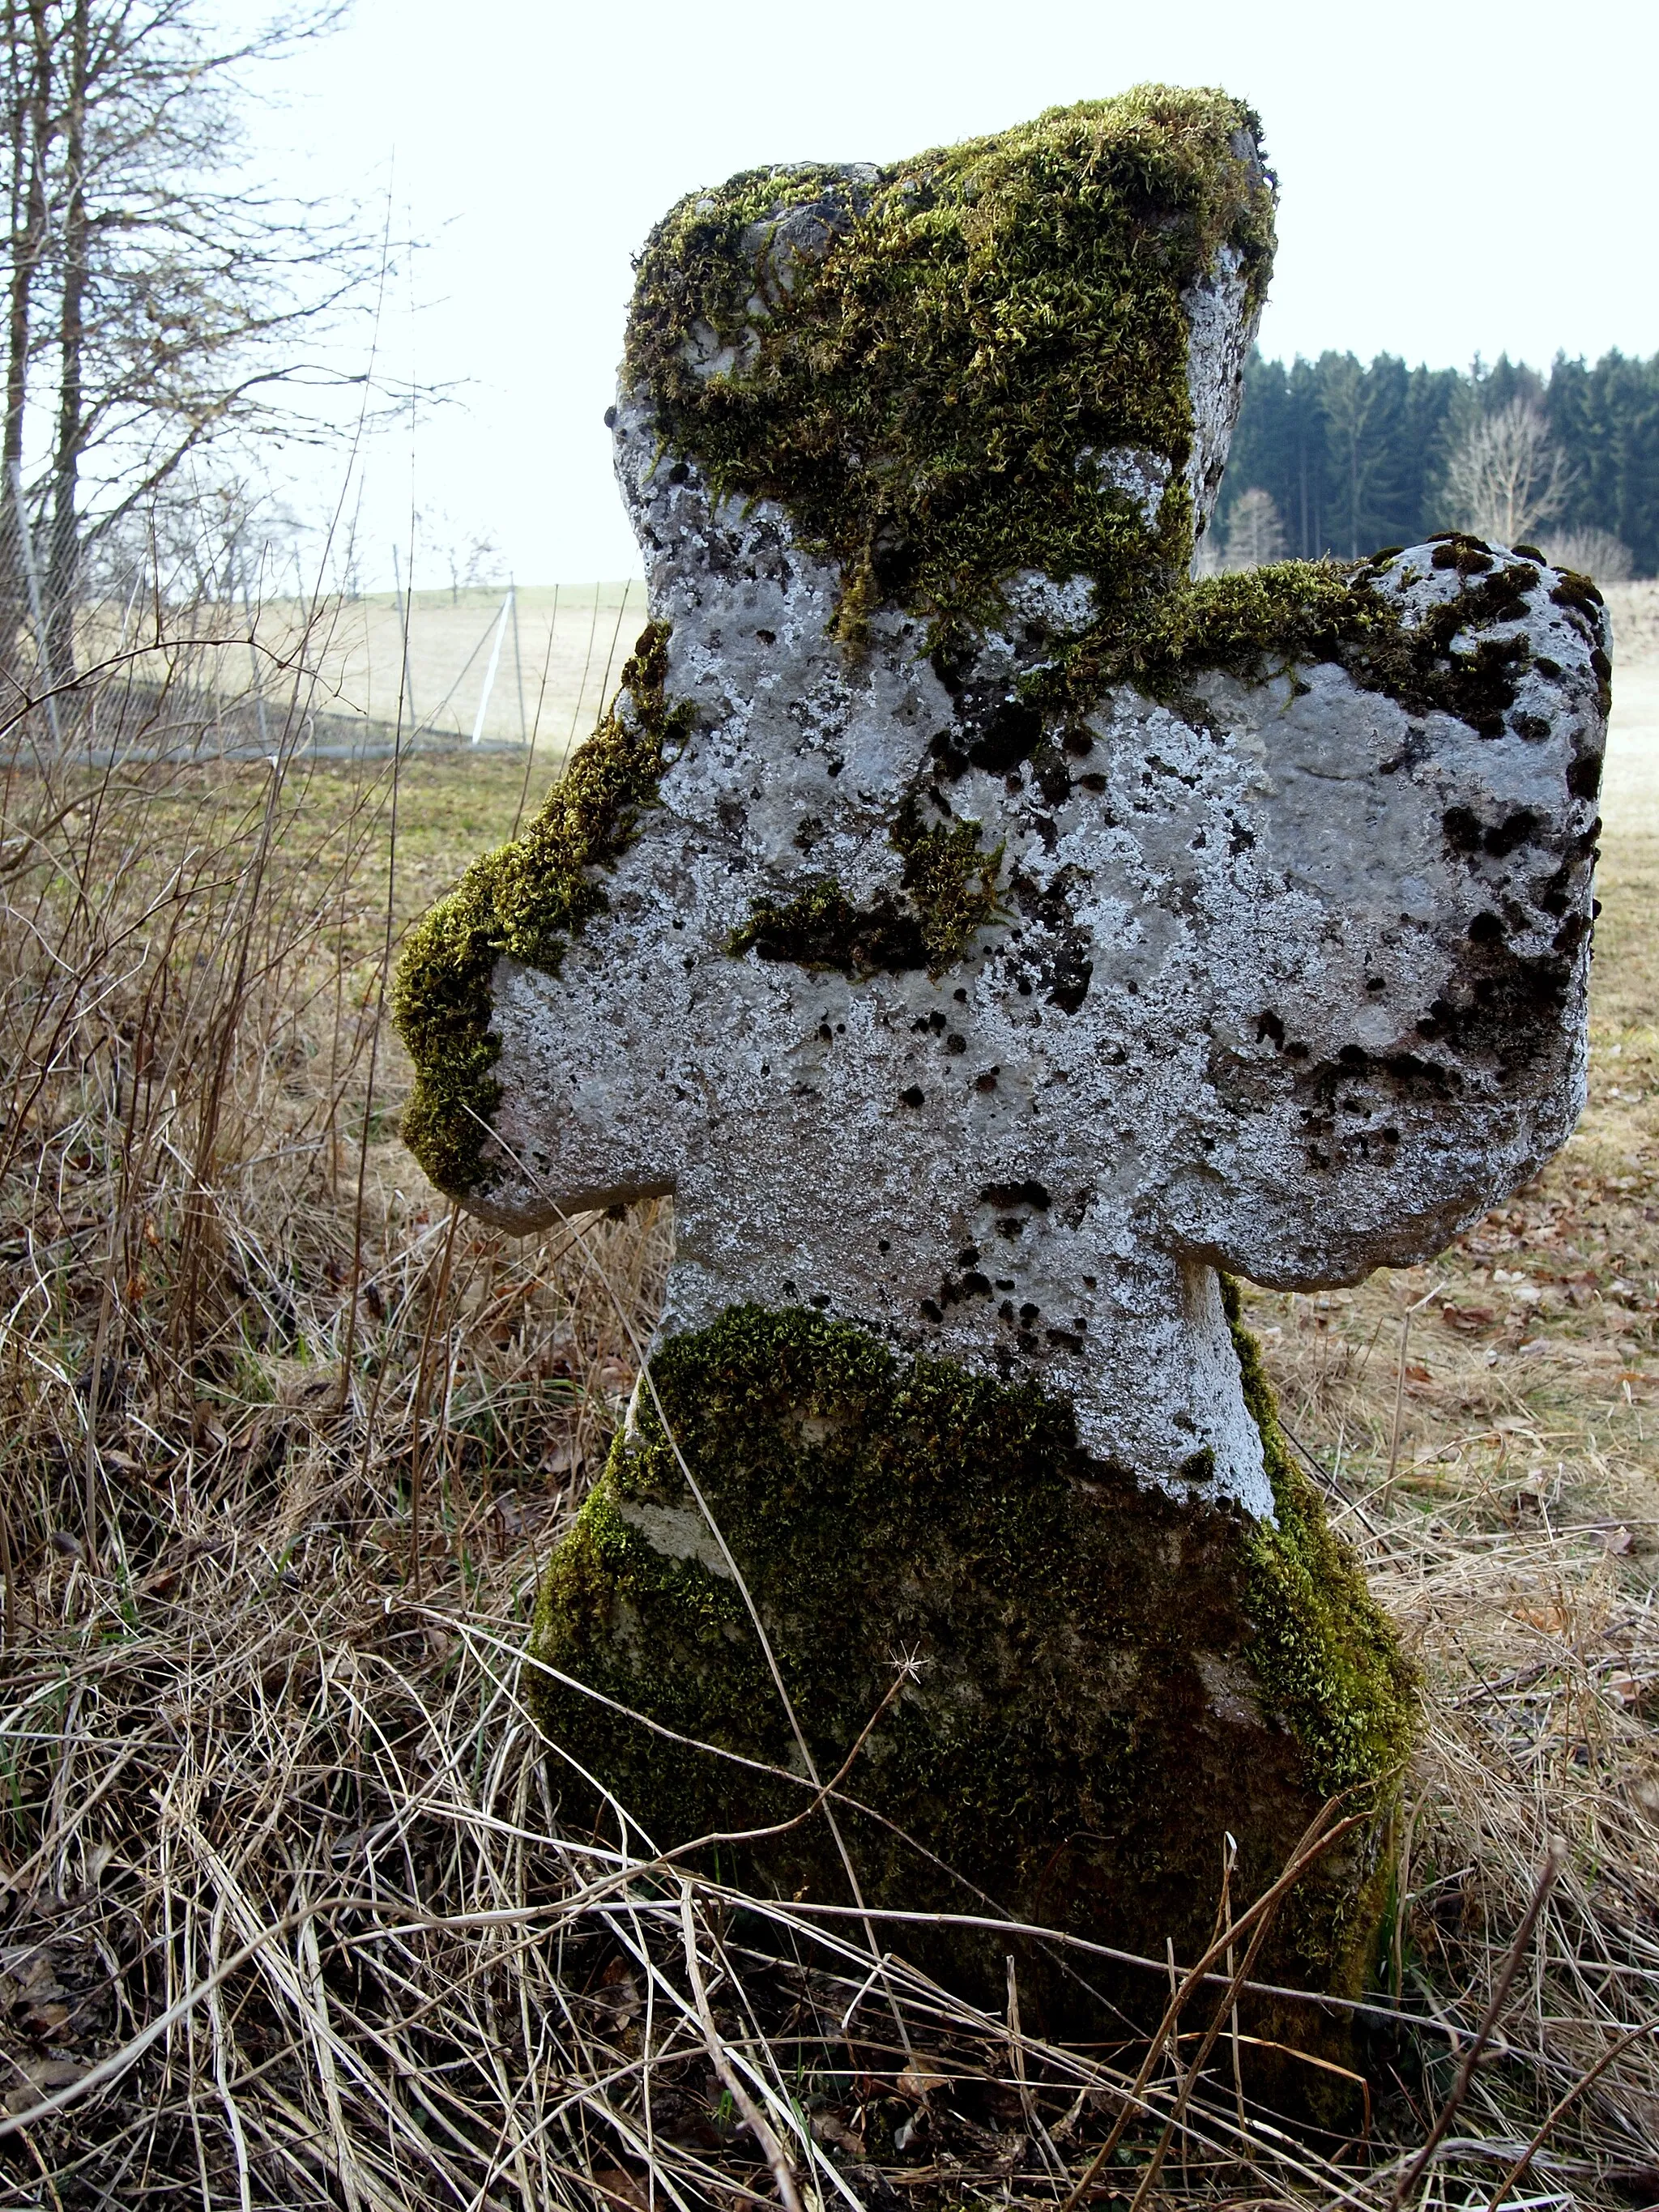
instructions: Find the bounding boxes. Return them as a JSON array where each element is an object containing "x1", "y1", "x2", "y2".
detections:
[{"x1": 10, "y1": 460, "x2": 61, "y2": 747}]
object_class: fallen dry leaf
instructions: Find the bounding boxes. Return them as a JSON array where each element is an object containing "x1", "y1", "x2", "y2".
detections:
[
  {"x1": 589, "y1": 2167, "x2": 649, "y2": 2212},
  {"x1": 1442, "y1": 1303, "x2": 1497, "y2": 1332},
  {"x1": 3, "y1": 2056, "x2": 87, "y2": 2114},
  {"x1": 1516, "y1": 1599, "x2": 1571, "y2": 1634}
]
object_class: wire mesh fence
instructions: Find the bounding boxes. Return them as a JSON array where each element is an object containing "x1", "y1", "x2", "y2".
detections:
[{"x1": 0, "y1": 488, "x2": 644, "y2": 766}]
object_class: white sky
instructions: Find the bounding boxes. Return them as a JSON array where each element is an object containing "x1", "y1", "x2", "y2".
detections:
[{"x1": 255, "y1": 0, "x2": 1659, "y2": 588}]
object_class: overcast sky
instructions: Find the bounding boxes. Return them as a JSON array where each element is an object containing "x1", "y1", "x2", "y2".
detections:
[{"x1": 257, "y1": 0, "x2": 1659, "y2": 588}]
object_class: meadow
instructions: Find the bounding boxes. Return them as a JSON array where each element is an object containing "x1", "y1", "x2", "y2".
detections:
[
  {"x1": 200, "y1": 582, "x2": 648, "y2": 750},
  {"x1": 0, "y1": 586, "x2": 1657, "y2": 2210}
]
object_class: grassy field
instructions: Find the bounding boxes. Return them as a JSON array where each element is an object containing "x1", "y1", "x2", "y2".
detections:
[
  {"x1": 1, "y1": 623, "x2": 1657, "y2": 2210},
  {"x1": 71, "y1": 581, "x2": 647, "y2": 752},
  {"x1": 256, "y1": 582, "x2": 648, "y2": 747}
]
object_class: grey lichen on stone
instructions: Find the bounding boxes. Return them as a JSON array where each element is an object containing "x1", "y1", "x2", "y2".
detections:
[{"x1": 393, "y1": 85, "x2": 1607, "y2": 2056}]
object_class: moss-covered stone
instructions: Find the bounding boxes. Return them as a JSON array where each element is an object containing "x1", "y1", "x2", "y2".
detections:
[
  {"x1": 727, "y1": 796, "x2": 1004, "y2": 977},
  {"x1": 527, "y1": 1296, "x2": 1414, "y2": 2043},
  {"x1": 1030, "y1": 540, "x2": 1552, "y2": 733},
  {"x1": 391, "y1": 624, "x2": 696, "y2": 1196},
  {"x1": 627, "y1": 86, "x2": 1275, "y2": 646},
  {"x1": 392, "y1": 70, "x2": 1570, "y2": 1202}
]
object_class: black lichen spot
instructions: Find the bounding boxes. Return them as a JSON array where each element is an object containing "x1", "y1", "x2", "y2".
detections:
[
  {"x1": 940, "y1": 688, "x2": 1044, "y2": 778},
  {"x1": 1009, "y1": 863, "x2": 1094, "y2": 1012},
  {"x1": 982, "y1": 1178, "x2": 1051, "y2": 1211},
  {"x1": 730, "y1": 881, "x2": 928, "y2": 975},
  {"x1": 1485, "y1": 809, "x2": 1539, "y2": 858},
  {"x1": 900, "y1": 1085, "x2": 926, "y2": 1108},
  {"x1": 1567, "y1": 748, "x2": 1604, "y2": 802}
]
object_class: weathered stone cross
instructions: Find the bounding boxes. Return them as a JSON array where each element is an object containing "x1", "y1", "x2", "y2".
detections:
[{"x1": 396, "y1": 88, "x2": 1607, "y2": 2048}]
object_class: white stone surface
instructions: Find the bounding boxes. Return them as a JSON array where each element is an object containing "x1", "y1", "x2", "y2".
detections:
[{"x1": 466, "y1": 245, "x2": 1605, "y2": 1525}]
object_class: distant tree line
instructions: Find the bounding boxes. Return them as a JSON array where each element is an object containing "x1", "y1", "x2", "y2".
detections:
[{"x1": 1211, "y1": 349, "x2": 1659, "y2": 578}]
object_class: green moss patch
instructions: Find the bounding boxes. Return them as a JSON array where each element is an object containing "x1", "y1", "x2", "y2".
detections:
[
  {"x1": 392, "y1": 624, "x2": 695, "y2": 1196},
  {"x1": 1038, "y1": 540, "x2": 1552, "y2": 734},
  {"x1": 891, "y1": 798, "x2": 1005, "y2": 968},
  {"x1": 529, "y1": 1298, "x2": 1414, "y2": 2018},
  {"x1": 1223, "y1": 1276, "x2": 1416, "y2": 1796},
  {"x1": 726, "y1": 880, "x2": 928, "y2": 978},
  {"x1": 627, "y1": 86, "x2": 1274, "y2": 646},
  {"x1": 729, "y1": 796, "x2": 1004, "y2": 978}
]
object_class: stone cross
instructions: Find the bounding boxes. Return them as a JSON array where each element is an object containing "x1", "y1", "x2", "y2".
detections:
[{"x1": 395, "y1": 89, "x2": 1606, "y2": 2061}]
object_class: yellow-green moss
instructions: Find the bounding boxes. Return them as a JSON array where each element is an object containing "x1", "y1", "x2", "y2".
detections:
[
  {"x1": 528, "y1": 1298, "x2": 1414, "y2": 2018},
  {"x1": 391, "y1": 623, "x2": 695, "y2": 1196},
  {"x1": 727, "y1": 796, "x2": 1004, "y2": 977},
  {"x1": 891, "y1": 799, "x2": 1005, "y2": 968},
  {"x1": 1222, "y1": 1275, "x2": 1417, "y2": 1796},
  {"x1": 628, "y1": 87, "x2": 1274, "y2": 646},
  {"x1": 1037, "y1": 541, "x2": 1548, "y2": 735}
]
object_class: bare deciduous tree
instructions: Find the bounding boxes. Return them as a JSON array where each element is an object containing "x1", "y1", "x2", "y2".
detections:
[
  {"x1": 1219, "y1": 485, "x2": 1286, "y2": 571},
  {"x1": 0, "y1": 2, "x2": 392, "y2": 669},
  {"x1": 1442, "y1": 397, "x2": 1570, "y2": 548},
  {"x1": 1541, "y1": 526, "x2": 1634, "y2": 582}
]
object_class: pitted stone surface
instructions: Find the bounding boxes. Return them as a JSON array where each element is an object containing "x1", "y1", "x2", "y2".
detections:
[
  {"x1": 395, "y1": 92, "x2": 1606, "y2": 2047},
  {"x1": 474, "y1": 386, "x2": 1604, "y2": 1515}
]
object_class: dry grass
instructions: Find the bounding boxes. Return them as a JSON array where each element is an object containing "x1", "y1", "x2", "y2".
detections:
[
  {"x1": 73, "y1": 580, "x2": 647, "y2": 752},
  {"x1": 1, "y1": 620, "x2": 1657, "y2": 2211}
]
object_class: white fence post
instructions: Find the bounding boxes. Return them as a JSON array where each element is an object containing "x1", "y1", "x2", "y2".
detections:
[{"x1": 471, "y1": 586, "x2": 512, "y2": 747}]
